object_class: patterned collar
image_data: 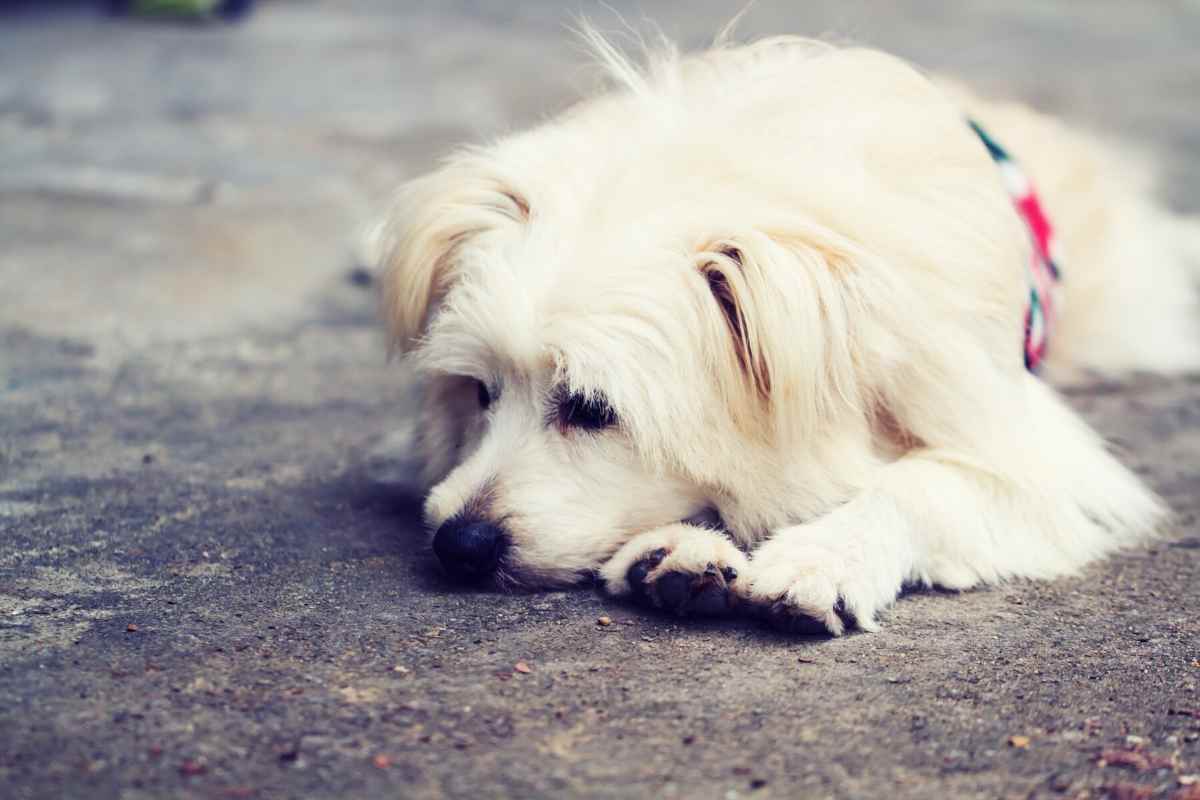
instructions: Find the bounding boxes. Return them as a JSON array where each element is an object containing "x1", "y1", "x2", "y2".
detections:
[{"x1": 969, "y1": 120, "x2": 1062, "y2": 371}]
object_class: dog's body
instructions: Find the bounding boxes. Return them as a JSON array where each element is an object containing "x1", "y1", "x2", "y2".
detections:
[{"x1": 377, "y1": 37, "x2": 1200, "y2": 633}]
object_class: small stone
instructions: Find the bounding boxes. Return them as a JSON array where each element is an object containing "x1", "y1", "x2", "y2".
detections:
[
  {"x1": 514, "y1": 661, "x2": 532, "y2": 674},
  {"x1": 126, "y1": 623, "x2": 139, "y2": 633},
  {"x1": 1180, "y1": 775, "x2": 1199, "y2": 786},
  {"x1": 597, "y1": 615, "x2": 612, "y2": 626},
  {"x1": 372, "y1": 754, "x2": 392, "y2": 769},
  {"x1": 1008, "y1": 735, "x2": 1031, "y2": 748}
]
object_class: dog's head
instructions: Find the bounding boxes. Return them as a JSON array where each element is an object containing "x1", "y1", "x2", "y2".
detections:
[{"x1": 377, "y1": 40, "x2": 1025, "y2": 588}]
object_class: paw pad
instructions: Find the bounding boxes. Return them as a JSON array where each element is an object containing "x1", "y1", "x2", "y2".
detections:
[{"x1": 627, "y1": 558, "x2": 738, "y2": 618}]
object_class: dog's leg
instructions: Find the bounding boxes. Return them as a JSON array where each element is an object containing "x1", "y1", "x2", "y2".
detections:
[
  {"x1": 737, "y1": 458, "x2": 946, "y2": 636},
  {"x1": 741, "y1": 375, "x2": 1164, "y2": 635},
  {"x1": 599, "y1": 524, "x2": 749, "y2": 617}
]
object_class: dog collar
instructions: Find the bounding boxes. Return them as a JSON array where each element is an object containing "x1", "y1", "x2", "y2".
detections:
[{"x1": 969, "y1": 120, "x2": 1062, "y2": 371}]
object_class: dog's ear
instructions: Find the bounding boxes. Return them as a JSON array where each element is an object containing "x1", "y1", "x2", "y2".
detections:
[
  {"x1": 378, "y1": 158, "x2": 528, "y2": 353},
  {"x1": 696, "y1": 232, "x2": 865, "y2": 436},
  {"x1": 697, "y1": 245, "x2": 773, "y2": 401}
]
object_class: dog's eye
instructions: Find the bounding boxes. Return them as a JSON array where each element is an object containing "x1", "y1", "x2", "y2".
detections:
[
  {"x1": 559, "y1": 391, "x2": 617, "y2": 431},
  {"x1": 476, "y1": 380, "x2": 492, "y2": 410}
]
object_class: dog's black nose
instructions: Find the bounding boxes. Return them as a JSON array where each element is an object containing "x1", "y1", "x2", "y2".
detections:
[{"x1": 433, "y1": 518, "x2": 506, "y2": 582}]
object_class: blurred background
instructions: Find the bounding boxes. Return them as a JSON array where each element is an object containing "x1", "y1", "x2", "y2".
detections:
[
  {"x1": 1, "y1": 1, "x2": 1198, "y2": 348},
  {"x1": 1, "y1": 4, "x2": 1198, "y2": 799}
]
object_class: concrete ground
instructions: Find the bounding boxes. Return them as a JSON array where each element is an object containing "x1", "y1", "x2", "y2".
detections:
[{"x1": 1, "y1": 2, "x2": 1198, "y2": 798}]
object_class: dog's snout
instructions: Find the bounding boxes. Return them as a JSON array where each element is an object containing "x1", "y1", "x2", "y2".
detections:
[{"x1": 433, "y1": 518, "x2": 507, "y2": 582}]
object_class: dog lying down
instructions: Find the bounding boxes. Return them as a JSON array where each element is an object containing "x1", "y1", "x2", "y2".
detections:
[{"x1": 373, "y1": 34, "x2": 1200, "y2": 635}]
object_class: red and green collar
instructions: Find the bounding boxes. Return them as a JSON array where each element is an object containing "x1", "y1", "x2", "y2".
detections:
[{"x1": 970, "y1": 120, "x2": 1062, "y2": 372}]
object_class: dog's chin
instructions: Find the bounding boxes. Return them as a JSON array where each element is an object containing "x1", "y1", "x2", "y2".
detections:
[
  {"x1": 491, "y1": 558, "x2": 594, "y2": 593},
  {"x1": 491, "y1": 509, "x2": 726, "y2": 593},
  {"x1": 682, "y1": 506, "x2": 726, "y2": 532}
]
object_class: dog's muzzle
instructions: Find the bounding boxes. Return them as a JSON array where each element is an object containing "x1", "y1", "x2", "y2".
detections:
[{"x1": 433, "y1": 517, "x2": 507, "y2": 583}]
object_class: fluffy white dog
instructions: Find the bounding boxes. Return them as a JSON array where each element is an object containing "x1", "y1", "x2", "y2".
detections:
[{"x1": 375, "y1": 34, "x2": 1200, "y2": 634}]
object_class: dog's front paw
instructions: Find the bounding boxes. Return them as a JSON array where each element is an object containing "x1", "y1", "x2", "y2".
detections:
[
  {"x1": 599, "y1": 524, "x2": 749, "y2": 617},
  {"x1": 741, "y1": 540, "x2": 890, "y2": 636}
]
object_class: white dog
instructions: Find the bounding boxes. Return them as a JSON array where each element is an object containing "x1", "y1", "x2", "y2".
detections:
[{"x1": 374, "y1": 34, "x2": 1200, "y2": 634}]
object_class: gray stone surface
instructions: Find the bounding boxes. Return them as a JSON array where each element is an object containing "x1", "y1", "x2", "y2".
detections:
[{"x1": 0, "y1": 2, "x2": 1197, "y2": 799}]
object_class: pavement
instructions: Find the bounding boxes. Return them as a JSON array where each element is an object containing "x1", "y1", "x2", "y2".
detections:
[{"x1": 0, "y1": 2, "x2": 1198, "y2": 798}]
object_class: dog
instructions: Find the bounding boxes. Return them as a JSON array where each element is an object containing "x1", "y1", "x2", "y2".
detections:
[{"x1": 373, "y1": 33, "x2": 1200, "y2": 634}]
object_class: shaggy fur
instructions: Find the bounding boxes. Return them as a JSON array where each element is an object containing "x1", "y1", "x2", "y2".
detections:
[{"x1": 374, "y1": 34, "x2": 1200, "y2": 633}]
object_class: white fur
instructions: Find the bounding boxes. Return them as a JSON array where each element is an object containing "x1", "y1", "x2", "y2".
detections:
[{"x1": 376, "y1": 34, "x2": 1198, "y2": 631}]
